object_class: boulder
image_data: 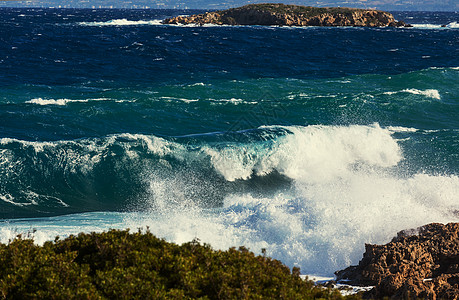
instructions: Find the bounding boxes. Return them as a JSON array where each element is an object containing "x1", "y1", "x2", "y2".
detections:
[{"x1": 335, "y1": 223, "x2": 459, "y2": 299}]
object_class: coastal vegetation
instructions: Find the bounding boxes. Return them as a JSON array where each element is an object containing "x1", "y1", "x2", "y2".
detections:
[{"x1": 0, "y1": 229, "x2": 359, "y2": 299}]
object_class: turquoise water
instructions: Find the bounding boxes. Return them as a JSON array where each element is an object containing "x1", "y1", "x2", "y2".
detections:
[{"x1": 0, "y1": 8, "x2": 458, "y2": 275}]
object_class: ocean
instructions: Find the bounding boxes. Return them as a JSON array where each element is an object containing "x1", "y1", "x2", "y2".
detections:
[{"x1": 0, "y1": 8, "x2": 458, "y2": 276}]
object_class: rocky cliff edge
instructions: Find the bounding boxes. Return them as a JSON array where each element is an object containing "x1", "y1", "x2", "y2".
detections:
[{"x1": 336, "y1": 223, "x2": 459, "y2": 299}]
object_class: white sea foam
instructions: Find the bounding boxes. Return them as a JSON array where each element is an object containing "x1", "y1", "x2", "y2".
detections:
[
  {"x1": 0, "y1": 149, "x2": 11, "y2": 166},
  {"x1": 114, "y1": 133, "x2": 183, "y2": 156},
  {"x1": 26, "y1": 98, "x2": 88, "y2": 105},
  {"x1": 26, "y1": 97, "x2": 114, "y2": 106},
  {"x1": 402, "y1": 89, "x2": 441, "y2": 99},
  {"x1": 0, "y1": 133, "x2": 179, "y2": 156},
  {"x1": 0, "y1": 138, "x2": 56, "y2": 152},
  {"x1": 411, "y1": 22, "x2": 459, "y2": 29},
  {"x1": 299, "y1": 275, "x2": 373, "y2": 295},
  {"x1": 187, "y1": 82, "x2": 207, "y2": 87},
  {"x1": 160, "y1": 96, "x2": 199, "y2": 103},
  {"x1": 386, "y1": 126, "x2": 419, "y2": 133},
  {"x1": 384, "y1": 89, "x2": 441, "y2": 100},
  {"x1": 125, "y1": 174, "x2": 459, "y2": 276},
  {"x1": 23, "y1": 191, "x2": 68, "y2": 208},
  {"x1": 0, "y1": 194, "x2": 18, "y2": 206},
  {"x1": 411, "y1": 24, "x2": 443, "y2": 29},
  {"x1": 79, "y1": 19, "x2": 163, "y2": 26},
  {"x1": 443, "y1": 21, "x2": 458, "y2": 28},
  {"x1": 209, "y1": 98, "x2": 257, "y2": 105}
]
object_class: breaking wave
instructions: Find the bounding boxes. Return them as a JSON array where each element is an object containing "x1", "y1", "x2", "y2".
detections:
[
  {"x1": 1, "y1": 124, "x2": 458, "y2": 275},
  {"x1": 383, "y1": 88, "x2": 441, "y2": 100},
  {"x1": 78, "y1": 18, "x2": 163, "y2": 26},
  {"x1": 411, "y1": 22, "x2": 459, "y2": 29},
  {"x1": 25, "y1": 97, "x2": 116, "y2": 106}
]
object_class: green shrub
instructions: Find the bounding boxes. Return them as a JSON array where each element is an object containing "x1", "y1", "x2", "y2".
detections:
[{"x1": 0, "y1": 230, "x2": 360, "y2": 299}]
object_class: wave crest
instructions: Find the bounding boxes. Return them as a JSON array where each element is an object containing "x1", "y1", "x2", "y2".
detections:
[
  {"x1": 78, "y1": 19, "x2": 163, "y2": 26},
  {"x1": 207, "y1": 124, "x2": 401, "y2": 183},
  {"x1": 411, "y1": 22, "x2": 459, "y2": 29},
  {"x1": 384, "y1": 88, "x2": 441, "y2": 100}
]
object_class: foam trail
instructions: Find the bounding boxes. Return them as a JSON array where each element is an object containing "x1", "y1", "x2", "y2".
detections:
[
  {"x1": 79, "y1": 19, "x2": 163, "y2": 26},
  {"x1": 402, "y1": 89, "x2": 441, "y2": 99},
  {"x1": 411, "y1": 22, "x2": 459, "y2": 29},
  {"x1": 26, "y1": 98, "x2": 114, "y2": 106},
  {"x1": 384, "y1": 89, "x2": 441, "y2": 100}
]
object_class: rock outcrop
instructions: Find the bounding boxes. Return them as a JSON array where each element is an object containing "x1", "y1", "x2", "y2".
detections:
[
  {"x1": 335, "y1": 223, "x2": 459, "y2": 299},
  {"x1": 162, "y1": 3, "x2": 411, "y2": 27}
]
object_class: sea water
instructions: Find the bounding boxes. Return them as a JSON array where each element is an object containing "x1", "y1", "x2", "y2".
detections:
[{"x1": 0, "y1": 8, "x2": 458, "y2": 276}]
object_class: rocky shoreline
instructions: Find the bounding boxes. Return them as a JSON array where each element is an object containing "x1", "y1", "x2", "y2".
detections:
[
  {"x1": 335, "y1": 223, "x2": 459, "y2": 299},
  {"x1": 162, "y1": 3, "x2": 411, "y2": 27}
]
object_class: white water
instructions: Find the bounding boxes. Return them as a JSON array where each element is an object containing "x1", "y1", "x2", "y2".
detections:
[
  {"x1": 79, "y1": 19, "x2": 163, "y2": 26},
  {"x1": 411, "y1": 22, "x2": 459, "y2": 29},
  {"x1": 25, "y1": 97, "x2": 129, "y2": 105},
  {"x1": 384, "y1": 88, "x2": 441, "y2": 100},
  {"x1": 1, "y1": 124, "x2": 458, "y2": 276}
]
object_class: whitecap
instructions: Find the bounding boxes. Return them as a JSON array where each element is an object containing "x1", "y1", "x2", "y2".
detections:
[
  {"x1": 209, "y1": 98, "x2": 257, "y2": 105},
  {"x1": 385, "y1": 126, "x2": 419, "y2": 133},
  {"x1": 25, "y1": 97, "x2": 115, "y2": 106},
  {"x1": 402, "y1": 88, "x2": 441, "y2": 99},
  {"x1": 187, "y1": 82, "x2": 207, "y2": 87},
  {"x1": 0, "y1": 138, "x2": 56, "y2": 152},
  {"x1": 79, "y1": 19, "x2": 163, "y2": 26},
  {"x1": 383, "y1": 89, "x2": 441, "y2": 100},
  {"x1": 160, "y1": 96, "x2": 199, "y2": 103},
  {"x1": 410, "y1": 22, "x2": 459, "y2": 29},
  {"x1": 446, "y1": 21, "x2": 459, "y2": 28},
  {"x1": 411, "y1": 23, "x2": 442, "y2": 29}
]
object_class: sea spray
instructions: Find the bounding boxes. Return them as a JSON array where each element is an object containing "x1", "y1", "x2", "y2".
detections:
[
  {"x1": 2, "y1": 124, "x2": 458, "y2": 276},
  {"x1": 129, "y1": 124, "x2": 459, "y2": 275}
]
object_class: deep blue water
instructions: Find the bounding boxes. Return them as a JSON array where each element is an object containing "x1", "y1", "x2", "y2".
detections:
[{"x1": 0, "y1": 8, "x2": 458, "y2": 275}]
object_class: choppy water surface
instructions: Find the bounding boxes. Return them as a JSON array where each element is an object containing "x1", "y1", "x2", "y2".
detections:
[{"x1": 0, "y1": 8, "x2": 458, "y2": 275}]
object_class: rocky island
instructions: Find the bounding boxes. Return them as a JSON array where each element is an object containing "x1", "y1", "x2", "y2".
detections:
[{"x1": 162, "y1": 3, "x2": 411, "y2": 27}]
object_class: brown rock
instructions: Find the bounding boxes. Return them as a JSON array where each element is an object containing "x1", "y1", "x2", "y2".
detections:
[{"x1": 335, "y1": 223, "x2": 459, "y2": 299}]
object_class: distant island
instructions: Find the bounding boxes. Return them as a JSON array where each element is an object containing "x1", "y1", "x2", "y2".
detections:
[{"x1": 162, "y1": 3, "x2": 411, "y2": 27}]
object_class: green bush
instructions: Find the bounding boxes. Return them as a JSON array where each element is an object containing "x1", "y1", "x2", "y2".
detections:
[{"x1": 0, "y1": 230, "x2": 360, "y2": 299}]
